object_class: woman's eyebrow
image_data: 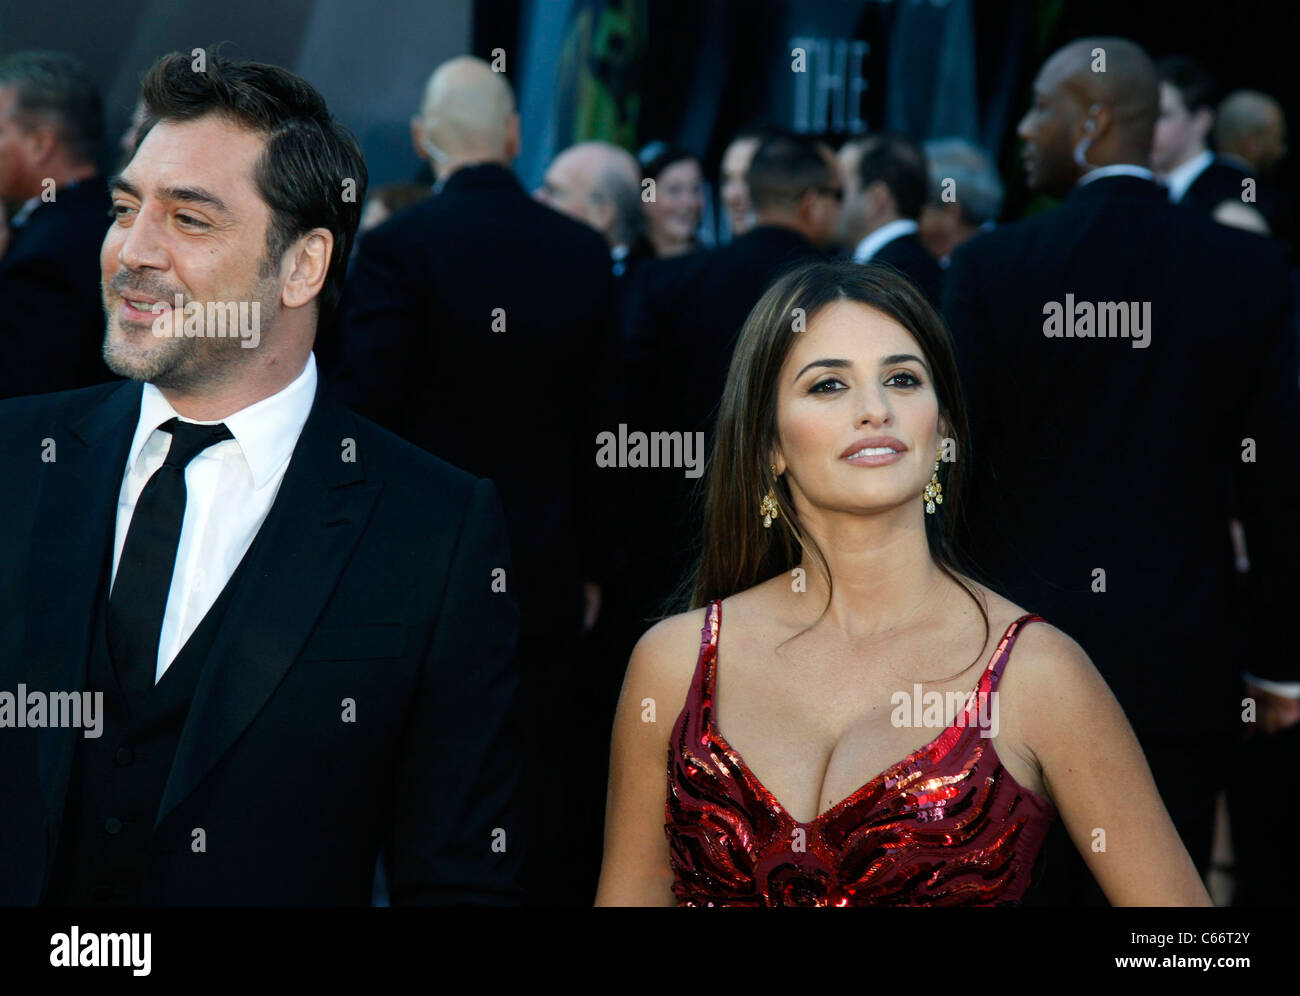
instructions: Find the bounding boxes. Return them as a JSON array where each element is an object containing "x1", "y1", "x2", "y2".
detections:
[
  {"x1": 793, "y1": 357, "x2": 850, "y2": 383},
  {"x1": 881, "y1": 353, "x2": 931, "y2": 375},
  {"x1": 793, "y1": 353, "x2": 931, "y2": 384}
]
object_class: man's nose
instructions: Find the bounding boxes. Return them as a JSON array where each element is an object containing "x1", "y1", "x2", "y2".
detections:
[{"x1": 117, "y1": 205, "x2": 169, "y2": 271}]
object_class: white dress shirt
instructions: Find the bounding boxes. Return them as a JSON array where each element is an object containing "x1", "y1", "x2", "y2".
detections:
[
  {"x1": 852, "y1": 218, "x2": 919, "y2": 264},
  {"x1": 1160, "y1": 149, "x2": 1213, "y2": 203},
  {"x1": 1075, "y1": 163, "x2": 1157, "y2": 186},
  {"x1": 111, "y1": 352, "x2": 318, "y2": 682}
]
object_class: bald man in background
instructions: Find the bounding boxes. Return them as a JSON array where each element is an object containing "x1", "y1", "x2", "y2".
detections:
[
  {"x1": 944, "y1": 37, "x2": 1300, "y2": 906},
  {"x1": 1215, "y1": 90, "x2": 1291, "y2": 243},
  {"x1": 330, "y1": 56, "x2": 622, "y2": 907},
  {"x1": 537, "y1": 140, "x2": 648, "y2": 281}
]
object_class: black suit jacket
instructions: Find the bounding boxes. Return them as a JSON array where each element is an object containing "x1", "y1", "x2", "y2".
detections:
[
  {"x1": 870, "y1": 231, "x2": 943, "y2": 308},
  {"x1": 0, "y1": 377, "x2": 522, "y2": 905},
  {"x1": 330, "y1": 163, "x2": 620, "y2": 647},
  {"x1": 1182, "y1": 157, "x2": 1253, "y2": 216},
  {"x1": 943, "y1": 175, "x2": 1300, "y2": 737},
  {"x1": 0, "y1": 178, "x2": 118, "y2": 399},
  {"x1": 619, "y1": 225, "x2": 823, "y2": 608}
]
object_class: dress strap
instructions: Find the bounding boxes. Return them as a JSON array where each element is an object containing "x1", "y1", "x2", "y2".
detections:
[
  {"x1": 693, "y1": 598, "x2": 723, "y2": 698},
  {"x1": 987, "y1": 613, "x2": 1045, "y2": 688}
]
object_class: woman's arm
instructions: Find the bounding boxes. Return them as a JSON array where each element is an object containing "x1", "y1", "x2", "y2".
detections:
[
  {"x1": 1011, "y1": 625, "x2": 1214, "y2": 906},
  {"x1": 594, "y1": 613, "x2": 701, "y2": 906}
]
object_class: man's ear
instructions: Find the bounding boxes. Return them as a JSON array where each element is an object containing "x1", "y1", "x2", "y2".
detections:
[
  {"x1": 1192, "y1": 107, "x2": 1214, "y2": 145},
  {"x1": 504, "y1": 112, "x2": 521, "y2": 161},
  {"x1": 281, "y1": 228, "x2": 334, "y2": 310},
  {"x1": 410, "y1": 117, "x2": 428, "y2": 161},
  {"x1": 589, "y1": 198, "x2": 616, "y2": 238},
  {"x1": 25, "y1": 123, "x2": 58, "y2": 166}
]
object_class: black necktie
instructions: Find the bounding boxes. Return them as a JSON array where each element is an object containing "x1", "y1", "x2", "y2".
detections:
[{"x1": 108, "y1": 417, "x2": 233, "y2": 694}]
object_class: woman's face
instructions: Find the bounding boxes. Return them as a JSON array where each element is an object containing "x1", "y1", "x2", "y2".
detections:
[
  {"x1": 646, "y1": 159, "x2": 703, "y2": 251},
  {"x1": 772, "y1": 299, "x2": 946, "y2": 521}
]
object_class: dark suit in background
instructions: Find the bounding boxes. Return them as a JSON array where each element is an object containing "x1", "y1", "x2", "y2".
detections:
[
  {"x1": 330, "y1": 162, "x2": 620, "y2": 906},
  {"x1": 870, "y1": 231, "x2": 943, "y2": 308},
  {"x1": 619, "y1": 224, "x2": 822, "y2": 616},
  {"x1": 1181, "y1": 156, "x2": 1254, "y2": 216},
  {"x1": 943, "y1": 174, "x2": 1300, "y2": 904},
  {"x1": 0, "y1": 178, "x2": 117, "y2": 399},
  {"x1": 0, "y1": 378, "x2": 521, "y2": 905}
]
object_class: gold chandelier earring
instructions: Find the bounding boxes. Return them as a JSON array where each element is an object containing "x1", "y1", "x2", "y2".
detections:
[
  {"x1": 924, "y1": 448, "x2": 944, "y2": 514},
  {"x1": 760, "y1": 464, "x2": 780, "y2": 528}
]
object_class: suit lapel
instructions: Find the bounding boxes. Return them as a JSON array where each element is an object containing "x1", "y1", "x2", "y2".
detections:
[
  {"x1": 157, "y1": 384, "x2": 380, "y2": 828},
  {"x1": 27, "y1": 381, "x2": 142, "y2": 827}
]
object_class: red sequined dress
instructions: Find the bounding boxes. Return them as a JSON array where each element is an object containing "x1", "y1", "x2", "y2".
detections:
[{"x1": 665, "y1": 599, "x2": 1056, "y2": 906}]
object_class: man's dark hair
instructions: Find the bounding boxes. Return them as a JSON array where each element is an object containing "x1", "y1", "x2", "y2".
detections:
[
  {"x1": 0, "y1": 50, "x2": 103, "y2": 165},
  {"x1": 746, "y1": 129, "x2": 832, "y2": 212},
  {"x1": 857, "y1": 133, "x2": 928, "y2": 220},
  {"x1": 133, "y1": 48, "x2": 367, "y2": 326},
  {"x1": 1156, "y1": 55, "x2": 1218, "y2": 116}
]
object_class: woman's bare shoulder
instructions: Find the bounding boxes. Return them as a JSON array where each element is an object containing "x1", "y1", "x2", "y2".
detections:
[{"x1": 624, "y1": 604, "x2": 712, "y2": 704}]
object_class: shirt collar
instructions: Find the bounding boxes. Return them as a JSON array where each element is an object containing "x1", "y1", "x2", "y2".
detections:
[
  {"x1": 1076, "y1": 163, "x2": 1157, "y2": 187},
  {"x1": 1160, "y1": 149, "x2": 1213, "y2": 203},
  {"x1": 127, "y1": 352, "x2": 318, "y2": 490},
  {"x1": 8, "y1": 195, "x2": 42, "y2": 229},
  {"x1": 852, "y1": 218, "x2": 919, "y2": 263}
]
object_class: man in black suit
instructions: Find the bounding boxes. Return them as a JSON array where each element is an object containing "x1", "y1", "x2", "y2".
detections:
[
  {"x1": 1151, "y1": 56, "x2": 1266, "y2": 233},
  {"x1": 0, "y1": 51, "x2": 521, "y2": 906},
  {"x1": 944, "y1": 37, "x2": 1300, "y2": 905},
  {"x1": 618, "y1": 131, "x2": 837, "y2": 614},
  {"x1": 0, "y1": 51, "x2": 117, "y2": 398},
  {"x1": 837, "y1": 132, "x2": 943, "y2": 307},
  {"x1": 330, "y1": 56, "x2": 618, "y2": 906}
]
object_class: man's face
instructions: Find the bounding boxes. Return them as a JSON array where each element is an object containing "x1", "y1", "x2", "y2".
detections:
[
  {"x1": 1152, "y1": 82, "x2": 1196, "y2": 173},
  {"x1": 834, "y1": 142, "x2": 866, "y2": 244},
  {"x1": 808, "y1": 147, "x2": 844, "y2": 248},
  {"x1": 0, "y1": 86, "x2": 40, "y2": 201},
  {"x1": 1256, "y1": 109, "x2": 1288, "y2": 173},
  {"x1": 720, "y1": 137, "x2": 758, "y2": 234},
  {"x1": 537, "y1": 152, "x2": 598, "y2": 230},
  {"x1": 1017, "y1": 57, "x2": 1084, "y2": 197},
  {"x1": 102, "y1": 114, "x2": 284, "y2": 389}
]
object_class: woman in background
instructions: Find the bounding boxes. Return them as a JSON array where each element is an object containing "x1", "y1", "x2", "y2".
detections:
[{"x1": 638, "y1": 141, "x2": 704, "y2": 257}]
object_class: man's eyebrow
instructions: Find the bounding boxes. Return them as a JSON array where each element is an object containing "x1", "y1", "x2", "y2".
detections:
[
  {"x1": 793, "y1": 353, "x2": 930, "y2": 384},
  {"x1": 107, "y1": 174, "x2": 232, "y2": 215}
]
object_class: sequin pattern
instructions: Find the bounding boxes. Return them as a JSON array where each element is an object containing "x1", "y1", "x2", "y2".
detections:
[{"x1": 664, "y1": 600, "x2": 1057, "y2": 906}]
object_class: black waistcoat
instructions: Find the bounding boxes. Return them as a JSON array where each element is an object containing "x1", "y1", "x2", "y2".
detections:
[{"x1": 42, "y1": 543, "x2": 254, "y2": 906}]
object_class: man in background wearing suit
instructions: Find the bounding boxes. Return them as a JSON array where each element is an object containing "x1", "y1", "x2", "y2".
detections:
[
  {"x1": 0, "y1": 50, "x2": 521, "y2": 906},
  {"x1": 0, "y1": 51, "x2": 117, "y2": 398},
  {"x1": 837, "y1": 132, "x2": 944, "y2": 307},
  {"x1": 944, "y1": 37, "x2": 1300, "y2": 905},
  {"x1": 1151, "y1": 56, "x2": 1268, "y2": 235},
  {"x1": 331, "y1": 56, "x2": 619, "y2": 906}
]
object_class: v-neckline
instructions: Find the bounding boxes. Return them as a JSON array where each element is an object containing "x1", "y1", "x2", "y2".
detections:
[{"x1": 704, "y1": 600, "x2": 1020, "y2": 826}]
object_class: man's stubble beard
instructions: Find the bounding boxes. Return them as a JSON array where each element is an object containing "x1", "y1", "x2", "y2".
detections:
[{"x1": 102, "y1": 267, "x2": 281, "y2": 390}]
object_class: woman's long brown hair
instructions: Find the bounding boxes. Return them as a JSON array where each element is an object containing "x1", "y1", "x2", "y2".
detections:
[{"x1": 670, "y1": 259, "x2": 993, "y2": 675}]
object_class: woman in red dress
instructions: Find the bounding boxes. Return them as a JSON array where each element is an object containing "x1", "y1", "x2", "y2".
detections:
[{"x1": 596, "y1": 260, "x2": 1210, "y2": 906}]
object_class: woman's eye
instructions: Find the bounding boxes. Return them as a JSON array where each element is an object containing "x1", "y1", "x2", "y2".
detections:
[
  {"x1": 810, "y1": 378, "x2": 845, "y2": 393},
  {"x1": 886, "y1": 371, "x2": 921, "y2": 387}
]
